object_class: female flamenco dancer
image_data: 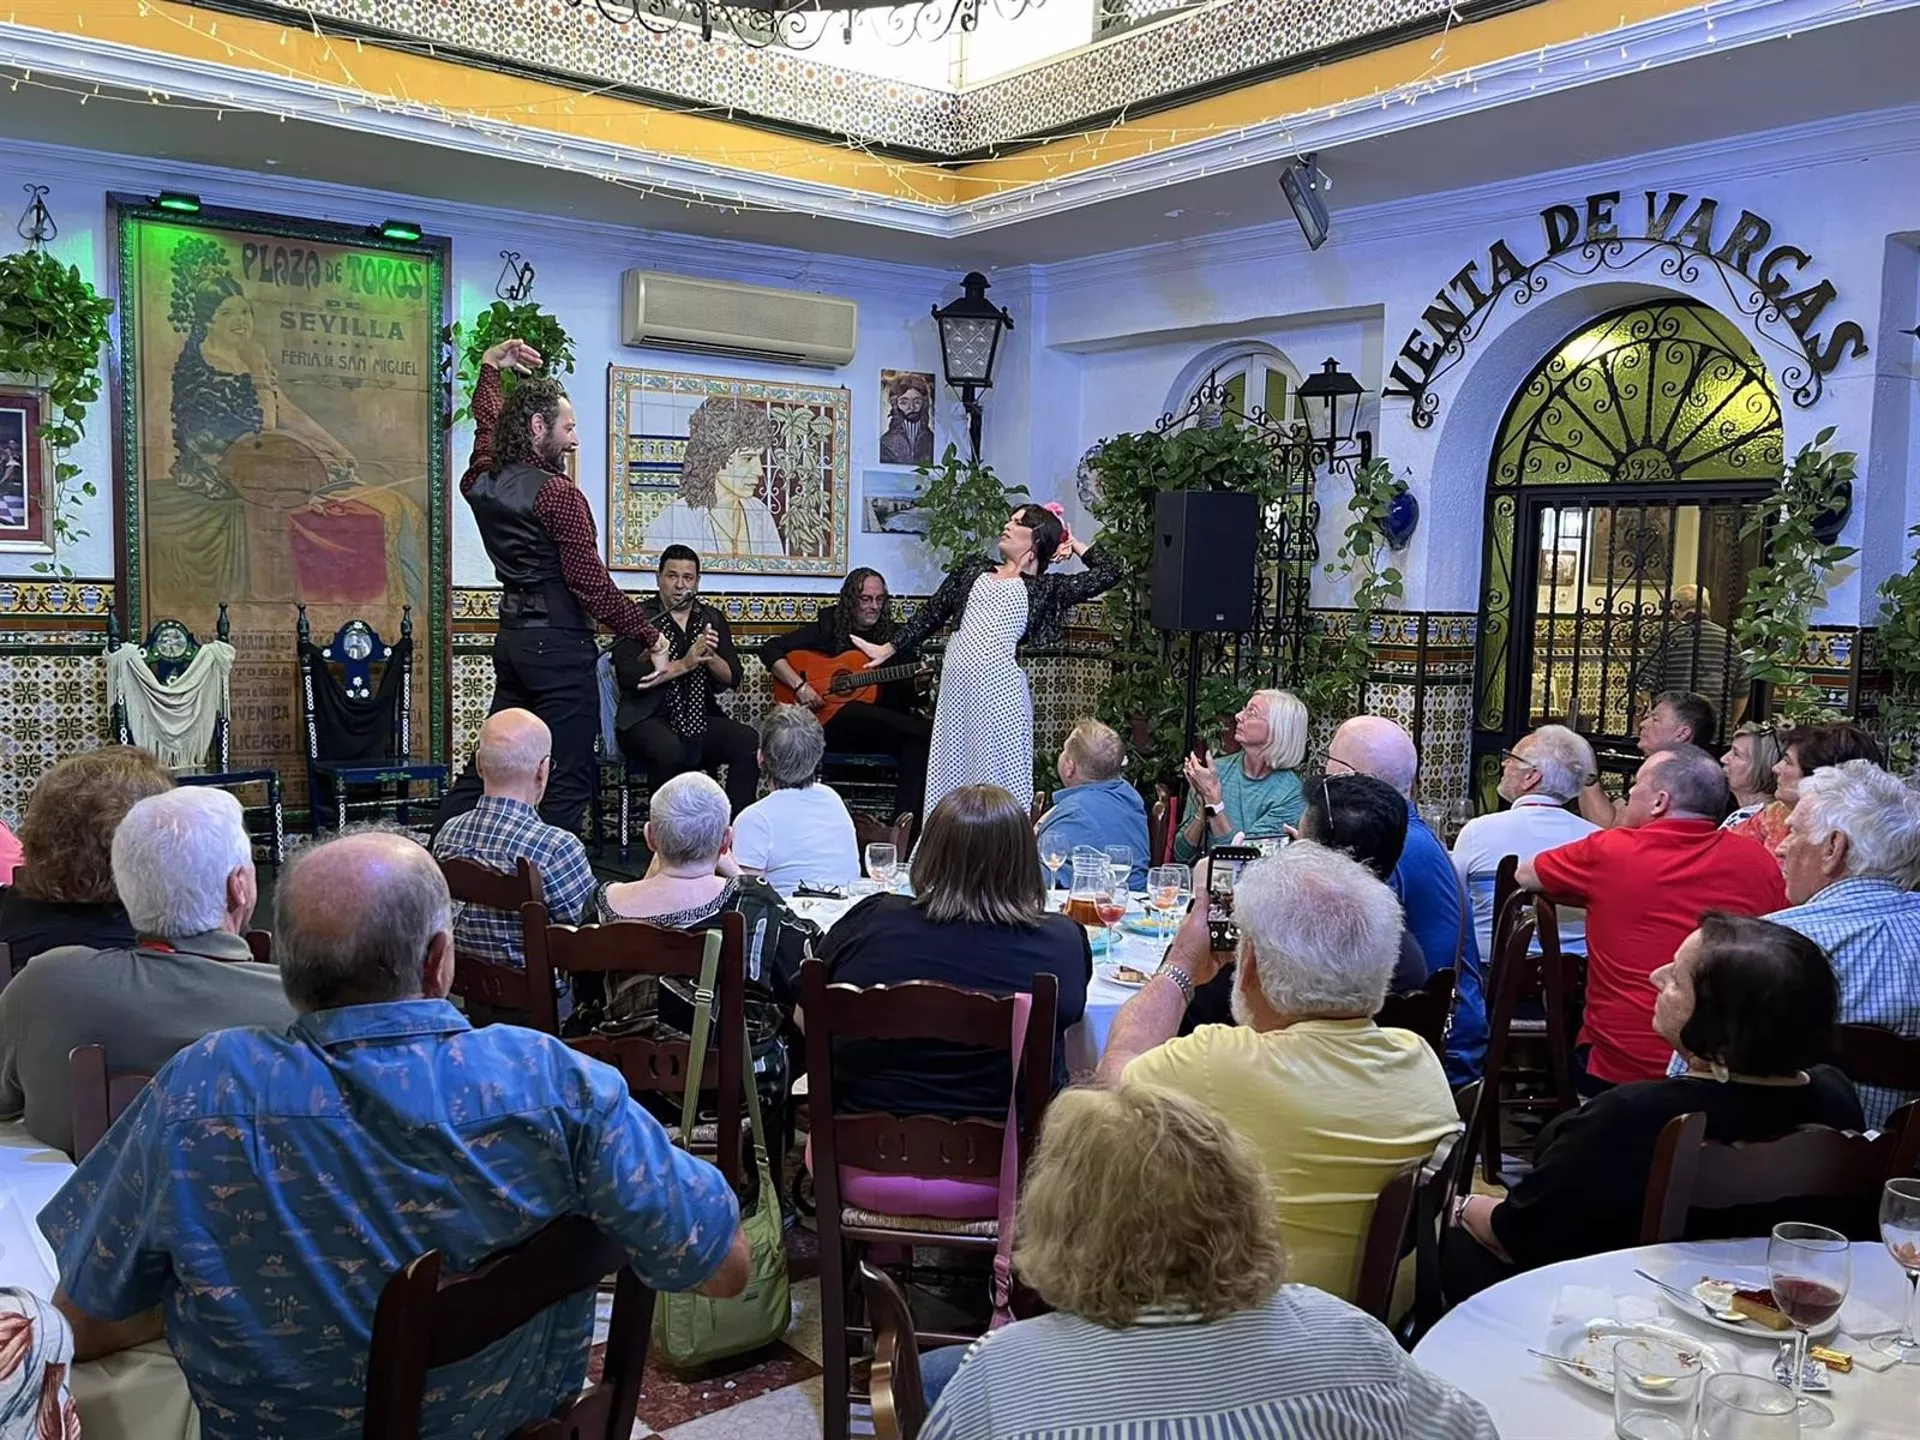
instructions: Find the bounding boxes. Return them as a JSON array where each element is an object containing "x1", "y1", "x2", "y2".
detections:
[{"x1": 851, "y1": 502, "x2": 1122, "y2": 820}]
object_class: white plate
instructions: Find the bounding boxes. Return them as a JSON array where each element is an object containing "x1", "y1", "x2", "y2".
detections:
[
  {"x1": 1650, "y1": 1264, "x2": 1840, "y2": 1341},
  {"x1": 1542, "y1": 1319, "x2": 1730, "y2": 1396},
  {"x1": 1096, "y1": 961, "x2": 1153, "y2": 989}
]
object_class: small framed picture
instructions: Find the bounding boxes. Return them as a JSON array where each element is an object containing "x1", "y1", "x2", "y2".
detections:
[{"x1": 0, "y1": 385, "x2": 54, "y2": 554}]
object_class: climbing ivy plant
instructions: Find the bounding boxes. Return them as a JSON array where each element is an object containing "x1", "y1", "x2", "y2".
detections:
[
  {"x1": 913, "y1": 443, "x2": 1029, "y2": 571},
  {"x1": 1873, "y1": 523, "x2": 1920, "y2": 770},
  {"x1": 1300, "y1": 457, "x2": 1406, "y2": 725},
  {"x1": 442, "y1": 300, "x2": 576, "y2": 424}
]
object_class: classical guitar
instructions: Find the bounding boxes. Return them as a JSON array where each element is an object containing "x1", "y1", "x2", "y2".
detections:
[{"x1": 771, "y1": 648, "x2": 927, "y2": 725}]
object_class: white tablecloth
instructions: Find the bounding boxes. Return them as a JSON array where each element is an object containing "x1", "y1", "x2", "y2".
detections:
[
  {"x1": 1412, "y1": 1238, "x2": 1919, "y2": 1438},
  {"x1": 0, "y1": 1120, "x2": 200, "y2": 1440}
]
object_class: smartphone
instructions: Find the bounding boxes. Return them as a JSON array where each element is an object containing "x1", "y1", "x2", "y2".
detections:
[{"x1": 1205, "y1": 844, "x2": 1261, "y2": 952}]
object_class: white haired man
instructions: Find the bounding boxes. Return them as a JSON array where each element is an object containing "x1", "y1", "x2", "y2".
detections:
[
  {"x1": 0, "y1": 787, "x2": 292, "y2": 1155},
  {"x1": 39, "y1": 829, "x2": 747, "y2": 1436},
  {"x1": 730, "y1": 705, "x2": 859, "y2": 895},
  {"x1": 1096, "y1": 842, "x2": 1459, "y2": 1302},
  {"x1": 1772, "y1": 759, "x2": 1920, "y2": 1127}
]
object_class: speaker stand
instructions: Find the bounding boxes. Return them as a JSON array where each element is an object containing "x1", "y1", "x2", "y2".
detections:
[{"x1": 1180, "y1": 629, "x2": 1209, "y2": 862}]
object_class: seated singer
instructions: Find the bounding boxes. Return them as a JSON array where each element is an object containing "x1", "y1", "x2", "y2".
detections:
[
  {"x1": 759, "y1": 567, "x2": 931, "y2": 824},
  {"x1": 612, "y1": 545, "x2": 759, "y2": 814}
]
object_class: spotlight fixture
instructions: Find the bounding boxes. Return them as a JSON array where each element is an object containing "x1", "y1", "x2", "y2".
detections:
[
  {"x1": 376, "y1": 219, "x2": 424, "y2": 243},
  {"x1": 1279, "y1": 155, "x2": 1330, "y2": 251},
  {"x1": 154, "y1": 191, "x2": 202, "y2": 215}
]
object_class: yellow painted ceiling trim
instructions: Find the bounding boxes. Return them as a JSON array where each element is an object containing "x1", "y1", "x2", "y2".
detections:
[{"x1": 9, "y1": 0, "x2": 1717, "y2": 207}]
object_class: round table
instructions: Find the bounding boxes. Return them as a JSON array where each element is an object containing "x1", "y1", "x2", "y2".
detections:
[{"x1": 1412, "y1": 1238, "x2": 1918, "y2": 1438}]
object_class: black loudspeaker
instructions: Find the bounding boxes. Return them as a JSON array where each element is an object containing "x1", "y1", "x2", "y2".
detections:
[{"x1": 1151, "y1": 490, "x2": 1259, "y2": 632}]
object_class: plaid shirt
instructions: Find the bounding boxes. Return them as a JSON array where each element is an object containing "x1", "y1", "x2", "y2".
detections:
[
  {"x1": 432, "y1": 795, "x2": 596, "y2": 966},
  {"x1": 1769, "y1": 875, "x2": 1920, "y2": 1129}
]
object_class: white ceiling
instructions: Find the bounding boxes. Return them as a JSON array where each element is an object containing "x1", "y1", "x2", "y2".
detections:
[{"x1": 0, "y1": 8, "x2": 1915, "y2": 268}]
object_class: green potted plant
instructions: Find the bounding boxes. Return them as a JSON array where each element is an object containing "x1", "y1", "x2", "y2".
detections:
[
  {"x1": 0, "y1": 247, "x2": 115, "y2": 575},
  {"x1": 443, "y1": 300, "x2": 576, "y2": 423},
  {"x1": 913, "y1": 443, "x2": 1029, "y2": 571},
  {"x1": 1873, "y1": 523, "x2": 1920, "y2": 769},
  {"x1": 1300, "y1": 456, "x2": 1406, "y2": 724}
]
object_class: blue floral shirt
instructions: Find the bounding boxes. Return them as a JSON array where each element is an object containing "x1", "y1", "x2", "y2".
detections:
[{"x1": 39, "y1": 1001, "x2": 739, "y2": 1440}]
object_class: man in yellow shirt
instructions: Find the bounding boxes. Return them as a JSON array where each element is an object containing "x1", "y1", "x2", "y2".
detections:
[{"x1": 1097, "y1": 842, "x2": 1460, "y2": 1301}]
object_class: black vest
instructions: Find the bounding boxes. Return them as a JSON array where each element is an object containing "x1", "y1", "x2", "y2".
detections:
[{"x1": 465, "y1": 462, "x2": 589, "y2": 630}]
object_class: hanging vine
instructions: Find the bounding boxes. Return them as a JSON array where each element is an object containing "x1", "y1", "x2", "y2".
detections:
[
  {"x1": 1300, "y1": 457, "x2": 1406, "y2": 725},
  {"x1": 0, "y1": 248, "x2": 115, "y2": 576},
  {"x1": 442, "y1": 299, "x2": 576, "y2": 424},
  {"x1": 1732, "y1": 428, "x2": 1857, "y2": 723}
]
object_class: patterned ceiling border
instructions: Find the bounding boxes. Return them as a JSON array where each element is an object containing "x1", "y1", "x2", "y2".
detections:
[{"x1": 221, "y1": 0, "x2": 1465, "y2": 155}]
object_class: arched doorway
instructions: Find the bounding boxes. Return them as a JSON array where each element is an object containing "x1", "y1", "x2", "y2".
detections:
[{"x1": 1471, "y1": 299, "x2": 1784, "y2": 801}]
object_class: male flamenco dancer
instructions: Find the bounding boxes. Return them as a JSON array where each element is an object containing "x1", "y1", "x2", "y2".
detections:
[{"x1": 435, "y1": 338, "x2": 670, "y2": 835}]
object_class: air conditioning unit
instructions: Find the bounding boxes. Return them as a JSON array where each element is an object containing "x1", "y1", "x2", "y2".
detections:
[{"x1": 620, "y1": 269, "x2": 858, "y2": 369}]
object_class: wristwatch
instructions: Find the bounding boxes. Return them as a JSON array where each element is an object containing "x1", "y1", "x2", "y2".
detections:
[
  {"x1": 1204, "y1": 801, "x2": 1226, "y2": 817},
  {"x1": 1159, "y1": 963, "x2": 1196, "y2": 1004}
]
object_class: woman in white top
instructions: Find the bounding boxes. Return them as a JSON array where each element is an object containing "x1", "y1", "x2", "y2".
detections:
[{"x1": 730, "y1": 704, "x2": 859, "y2": 895}]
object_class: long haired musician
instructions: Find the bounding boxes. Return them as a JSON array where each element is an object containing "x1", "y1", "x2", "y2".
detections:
[{"x1": 759, "y1": 566, "x2": 932, "y2": 831}]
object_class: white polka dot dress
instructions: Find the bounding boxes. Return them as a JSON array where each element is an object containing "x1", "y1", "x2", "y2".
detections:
[{"x1": 922, "y1": 574, "x2": 1033, "y2": 819}]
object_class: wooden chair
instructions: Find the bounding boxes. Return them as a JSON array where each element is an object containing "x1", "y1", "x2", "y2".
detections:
[
  {"x1": 803, "y1": 958, "x2": 1057, "y2": 1440},
  {"x1": 1147, "y1": 783, "x2": 1174, "y2": 866},
  {"x1": 524, "y1": 906, "x2": 748, "y2": 1190},
  {"x1": 1641, "y1": 1102, "x2": 1920, "y2": 1244},
  {"x1": 107, "y1": 604, "x2": 287, "y2": 867},
  {"x1": 853, "y1": 812, "x2": 914, "y2": 858},
  {"x1": 244, "y1": 929, "x2": 273, "y2": 965},
  {"x1": 1834, "y1": 1023, "x2": 1920, "y2": 1097},
  {"x1": 0, "y1": 941, "x2": 12, "y2": 989},
  {"x1": 1028, "y1": 790, "x2": 1049, "y2": 828},
  {"x1": 362, "y1": 1213, "x2": 653, "y2": 1440},
  {"x1": 1354, "y1": 1131, "x2": 1462, "y2": 1344},
  {"x1": 1373, "y1": 968, "x2": 1456, "y2": 1062},
  {"x1": 68, "y1": 1044, "x2": 154, "y2": 1161},
  {"x1": 437, "y1": 858, "x2": 556, "y2": 1034},
  {"x1": 862, "y1": 1261, "x2": 929, "y2": 1440},
  {"x1": 296, "y1": 605, "x2": 448, "y2": 834}
]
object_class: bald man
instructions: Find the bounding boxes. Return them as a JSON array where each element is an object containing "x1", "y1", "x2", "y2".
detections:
[
  {"x1": 1327, "y1": 715, "x2": 1486, "y2": 1083},
  {"x1": 432, "y1": 707, "x2": 597, "y2": 971},
  {"x1": 40, "y1": 829, "x2": 747, "y2": 1436}
]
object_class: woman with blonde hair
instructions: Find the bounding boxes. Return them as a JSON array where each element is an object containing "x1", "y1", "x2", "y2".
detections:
[
  {"x1": 1175, "y1": 688, "x2": 1310, "y2": 860},
  {"x1": 1719, "y1": 721, "x2": 1785, "y2": 840},
  {"x1": 921, "y1": 1085, "x2": 1497, "y2": 1437}
]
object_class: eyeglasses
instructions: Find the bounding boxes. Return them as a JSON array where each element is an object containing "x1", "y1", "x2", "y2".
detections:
[
  {"x1": 1500, "y1": 748, "x2": 1539, "y2": 769},
  {"x1": 1311, "y1": 749, "x2": 1357, "y2": 776}
]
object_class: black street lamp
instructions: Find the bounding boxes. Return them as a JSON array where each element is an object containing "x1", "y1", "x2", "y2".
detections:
[
  {"x1": 932, "y1": 271, "x2": 1014, "y2": 460},
  {"x1": 1295, "y1": 356, "x2": 1373, "y2": 468}
]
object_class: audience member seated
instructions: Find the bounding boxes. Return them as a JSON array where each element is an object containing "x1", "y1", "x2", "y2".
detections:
[
  {"x1": 1519, "y1": 745, "x2": 1787, "y2": 1091},
  {"x1": 729, "y1": 705, "x2": 859, "y2": 895},
  {"x1": 920, "y1": 1085, "x2": 1496, "y2": 1440},
  {"x1": 1731, "y1": 720, "x2": 1883, "y2": 854},
  {"x1": 1297, "y1": 773, "x2": 1428, "y2": 994},
  {"x1": 1719, "y1": 721, "x2": 1785, "y2": 845},
  {"x1": 0, "y1": 747, "x2": 173, "y2": 967},
  {"x1": 1035, "y1": 719, "x2": 1149, "y2": 887},
  {"x1": 0, "y1": 818, "x2": 19, "y2": 887},
  {"x1": 593, "y1": 771, "x2": 815, "y2": 1013},
  {"x1": 1772, "y1": 760, "x2": 1920, "y2": 1128},
  {"x1": 431, "y1": 708, "x2": 597, "y2": 966},
  {"x1": 1097, "y1": 843, "x2": 1459, "y2": 1302},
  {"x1": 1445, "y1": 914, "x2": 1863, "y2": 1298},
  {"x1": 37, "y1": 828, "x2": 748, "y2": 1436},
  {"x1": 0, "y1": 787, "x2": 292, "y2": 1155},
  {"x1": 814, "y1": 783, "x2": 1090, "y2": 1115},
  {"x1": 1579, "y1": 690, "x2": 1716, "y2": 828},
  {"x1": 1327, "y1": 716, "x2": 1476, "y2": 981},
  {"x1": 1174, "y1": 689, "x2": 1308, "y2": 861}
]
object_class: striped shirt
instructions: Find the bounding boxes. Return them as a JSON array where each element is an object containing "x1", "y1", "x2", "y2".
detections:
[
  {"x1": 1768, "y1": 876, "x2": 1920, "y2": 1128},
  {"x1": 432, "y1": 795, "x2": 597, "y2": 966},
  {"x1": 1631, "y1": 615, "x2": 1741, "y2": 719},
  {"x1": 921, "y1": 1286, "x2": 1499, "y2": 1440}
]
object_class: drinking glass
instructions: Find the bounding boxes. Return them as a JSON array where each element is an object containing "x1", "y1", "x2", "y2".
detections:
[
  {"x1": 1767, "y1": 1222, "x2": 1850, "y2": 1429},
  {"x1": 1171, "y1": 863, "x2": 1193, "y2": 916},
  {"x1": 1092, "y1": 874, "x2": 1127, "y2": 954},
  {"x1": 1105, "y1": 844, "x2": 1133, "y2": 896},
  {"x1": 1147, "y1": 866, "x2": 1182, "y2": 939},
  {"x1": 1447, "y1": 796, "x2": 1474, "y2": 842},
  {"x1": 864, "y1": 843, "x2": 898, "y2": 891},
  {"x1": 1696, "y1": 1374, "x2": 1800, "y2": 1440},
  {"x1": 1878, "y1": 1177, "x2": 1920, "y2": 1363},
  {"x1": 1610, "y1": 1335, "x2": 1702, "y2": 1440},
  {"x1": 1040, "y1": 839, "x2": 1068, "y2": 899}
]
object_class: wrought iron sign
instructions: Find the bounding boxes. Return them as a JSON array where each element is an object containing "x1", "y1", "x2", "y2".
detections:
[{"x1": 1383, "y1": 190, "x2": 1870, "y2": 428}]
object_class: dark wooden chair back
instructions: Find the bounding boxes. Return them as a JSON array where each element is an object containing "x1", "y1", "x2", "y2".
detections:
[
  {"x1": 438, "y1": 858, "x2": 555, "y2": 1034},
  {"x1": 861, "y1": 1261, "x2": 927, "y2": 1440},
  {"x1": 1354, "y1": 1131, "x2": 1461, "y2": 1339},
  {"x1": 853, "y1": 812, "x2": 913, "y2": 857},
  {"x1": 0, "y1": 941, "x2": 12, "y2": 988},
  {"x1": 362, "y1": 1214, "x2": 652, "y2": 1440},
  {"x1": 1487, "y1": 853, "x2": 1522, "y2": 961},
  {"x1": 1640, "y1": 1102, "x2": 1920, "y2": 1244},
  {"x1": 244, "y1": 929, "x2": 273, "y2": 965},
  {"x1": 525, "y1": 905, "x2": 747, "y2": 1190},
  {"x1": 1147, "y1": 783, "x2": 1174, "y2": 866},
  {"x1": 1834, "y1": 1024, "x2": 1920, "y2": 1095},
  {"x1": 1373, "y1": 968, "x2": 1456, "y2": 1061},
  {"x1": 69, "y1": 1044, "x2": 155, "y2": 1161},
  {"x1": 1029, "y1": 790, "x2": 1049, "y2": 828}
]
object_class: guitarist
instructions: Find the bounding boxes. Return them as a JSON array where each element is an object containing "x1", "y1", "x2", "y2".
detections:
[{"x1": 759, "y1": 567, "x2": 931, "y2": 828}]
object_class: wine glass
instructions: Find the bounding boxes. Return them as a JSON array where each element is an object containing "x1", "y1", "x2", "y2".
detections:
[
  {"x1": 1105, "y1": 844, "x2": 1133, "y2": 897},
  {"x1": 1092, "y1": 872, "x2": 1127, "y2": 955},
  {"x1": 1767, "y1": 1221, "x2": 1850, "y2": 1429},
  {"x1": 1040, "y1": 838, "x2": 1068, "y2": 899},
  {"x1": 1696, "y1": 1374, "x2": 1800, "y2": 1440},
  {"x1": 1447, "y1": 796, "x2": 1474, "y2": 843},
  {"x1": 1877, "y1": 1177, "x2": 1920, "y2": 1363},
  {"x1": 864, "y1": 842, "x2": 898, "y2": 892},
  {"x1": 1171, "y1": 862, "x2": 1193, "y2": 918},
  {"x1": 1147, "y1": 866, "x2": 1181, "y2": 940}
]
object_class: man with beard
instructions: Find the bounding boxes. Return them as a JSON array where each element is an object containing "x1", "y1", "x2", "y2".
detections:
[
  {"x1": 1094, "y1": 841, "x2": 1459, "y2": 1303},
  {"x1": 436, "y1": 338, "x2": 669, "y2": 835},
  {"x1": 759, "y1": 567, "x2": 931, "y2": 827},
  {"x1": 879, "y1": 374, "x2": 935, "y2": 467}
]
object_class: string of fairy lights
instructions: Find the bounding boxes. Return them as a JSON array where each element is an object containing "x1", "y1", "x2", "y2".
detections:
[{"x1": 0, "y1": 0, "x2": 1882, "y2": 221}]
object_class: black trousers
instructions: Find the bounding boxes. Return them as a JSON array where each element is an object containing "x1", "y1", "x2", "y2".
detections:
[
  {"x1": 823, "y1": 702, "x2": 932, "y2": 822},
  {"x1": 436, "y1": 626, "x2": 600, "y2": 836},
  {"x1": 619, "y1": 714, "x2": 760, "y2": 815}
]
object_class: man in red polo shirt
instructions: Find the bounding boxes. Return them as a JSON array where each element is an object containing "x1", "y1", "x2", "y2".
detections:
[{"x1": 1517, "y1": 744, "x2": 1786, "y2": 1090}]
